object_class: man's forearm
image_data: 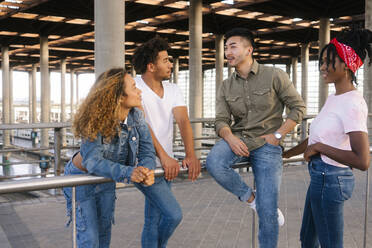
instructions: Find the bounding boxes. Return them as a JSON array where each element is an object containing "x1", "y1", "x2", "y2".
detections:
[
  {"x1": 276, "y1": 119, "x2": 297, "y2": 136},
  {"x1": 219, "y1": 126, "x2": 234, "y2": 141}
]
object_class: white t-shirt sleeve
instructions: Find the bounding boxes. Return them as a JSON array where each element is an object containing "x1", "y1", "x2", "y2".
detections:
[
  {"x1": 172, "y1": 84, "x2": 186, "y2": 108},
  {"x1": 341, "y1": 101, "x2": 368, "y2": 133}
]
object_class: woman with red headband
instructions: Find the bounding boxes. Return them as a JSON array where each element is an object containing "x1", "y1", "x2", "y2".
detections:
[{"x1": 283, "y1": 29, "x2": 372, "y2": 247}]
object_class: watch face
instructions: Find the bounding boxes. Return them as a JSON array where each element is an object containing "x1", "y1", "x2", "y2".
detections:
[{"x1": 274, "y1": 132, "x2": 281, "y2": 139}]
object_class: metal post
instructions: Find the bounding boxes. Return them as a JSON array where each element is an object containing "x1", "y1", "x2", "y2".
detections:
[
  {"x1": 364, "y1": 168, "x2": 370, "y2": 248},
  {"x1": 54, "y1": 127, "x2": 62, "y2": 176},
  {"x1": 301, "y1": 119, "x2": 308, "y2": 141},
  {"x1": 252, "y1": 180, "x2": 256, "y2": 248},
  {"x1": 72, "y1": 186, "x2": 77, "y2": 248}
]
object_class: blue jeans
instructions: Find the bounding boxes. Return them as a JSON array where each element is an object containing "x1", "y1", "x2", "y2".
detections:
[
  {"x1": 63, "y1": 160, "x2": 116, "y2": 248},
  {"x1": 206, "y1": 141, "x2": 283, "y2": 248},
  {"x1": 135, "y1": 177, "x2": 183, "y2": 248},
  {"x1": 300, "y1": 156, "x2": 355, "y2": 248}
]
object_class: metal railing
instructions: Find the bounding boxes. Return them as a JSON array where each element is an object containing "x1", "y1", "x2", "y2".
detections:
[
  {"x1": 0, "y1": 117, "x2": 371, "y2": 247},
  {"x1": 0, "y1": 163, "x2": 250, "y2": 248},
  {"x1": 0, "y1": 122, "x2": 74, "y2": 176},
  {"x1": 0, "y1": 158, "x2": 306, "y2": 248}
]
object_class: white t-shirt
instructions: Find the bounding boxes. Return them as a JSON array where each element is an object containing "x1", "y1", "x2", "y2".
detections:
[
  {"x1": 135, "y1": 76, "x2": 186, "y2": 167},
  {"x1": 308, "y1": 90, "x2": 368, "y2": 167}
]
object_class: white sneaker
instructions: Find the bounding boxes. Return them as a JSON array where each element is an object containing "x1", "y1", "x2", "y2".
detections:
[
  {"x1": 277, "y1": 208, "x2": 285, "y2": 226},
  {"x1": 247, "y1": 199, "x2": 285, "y2": 226}
]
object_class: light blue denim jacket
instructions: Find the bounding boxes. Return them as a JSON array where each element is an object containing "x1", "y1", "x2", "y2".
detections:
[{"x1": 80, "y1": 107, "x2": 156, "y2": 182}]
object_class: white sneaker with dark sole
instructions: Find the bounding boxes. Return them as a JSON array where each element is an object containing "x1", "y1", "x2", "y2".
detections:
[
  {"x1": 248, "y1": 200, "x2": 285, "y2": 226},
  {"x1": 277, "y1": 208, "x2": 285, "y2": 226}
]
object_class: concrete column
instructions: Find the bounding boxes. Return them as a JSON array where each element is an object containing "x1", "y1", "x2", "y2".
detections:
[
  {"x1": 28, "y1": 71, "x2": 32, "y2": 123},
  {"x1": 301, "y1": 43, "x2": 309, "y2": 110},
  {"x1": 228, "y1": 65, "x2": 233, "y2": 77},
  {"x1": 291, "y1": 57, "x2": 298, "y2": 89},
  {"x1": 173, "y1": 57, "x2": 179, "y2": 84},
  {"x1": 365, "y1": 0, "x2": 372, "y2": 141},
  {"x1": 130, "y1": 67, "x2": 136, "y2": 77},
  {"x1": 70, "y1": 70, "x2": 74, "y2": 118},
  {"x1": 215, "y1": 34, "x2": 224, "y2": 99},
  {"x1": 9, "y1": 68, "x2": 14, "y2": 124},
  {"x1": 286, "y1": 63, "x2": 291, "y2": 76},
  {"x1": 172, "y1": 57, "x2": 179, "y2": 142},
  {"x1": 1, "y1": 46, "x2": 10, "y2": 146},
  {"x1": 31, "y1": 64, "x2": 37, "y2": 123},
  {"x1": 94, "y1": 0, "x2": 125, "y2": 77},
  {"x1": 40, "y1": 36, "x2": 50, "y2": 149},
  {"x1": 318, "y1": 18, "x2": 330, "y2": 111},
  {"x1": 60, "y1": 59, "x2": 67, "y2": 146},
  {"x1": 76, "y1": 73, "x2": 79, "y2": 107},
  {"x1": 189, "y1": 0, "x2": 203, "y2": 156}
]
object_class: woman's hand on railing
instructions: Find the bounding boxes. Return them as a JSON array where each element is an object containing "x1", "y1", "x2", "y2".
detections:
[
  {"x1": 141, "y1": 167, "x2": 155, "y2": 186},
  {"x1": 130, "y1": 166, "x2": 154, "y2": 186}
]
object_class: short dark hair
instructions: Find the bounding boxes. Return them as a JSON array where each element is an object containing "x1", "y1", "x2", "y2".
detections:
[
  {"x1": 225, "y1": 28, "x2": 256, "y2": 48},
  {"x1": 132, "y1": 36, "x2": 170, "y2": 74},
  {"x1": 319, "y1": 28, "x2": 372, "y2": 85}
]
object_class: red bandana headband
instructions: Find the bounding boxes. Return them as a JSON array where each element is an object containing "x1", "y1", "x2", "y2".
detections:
[{"x1": 329, "y1": 38, "x2": 363, "y2": 73}]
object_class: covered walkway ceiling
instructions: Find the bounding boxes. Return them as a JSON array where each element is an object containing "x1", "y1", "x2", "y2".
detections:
[{"x1": 0, "y1": 0, "x2": 366, "y2": 73}]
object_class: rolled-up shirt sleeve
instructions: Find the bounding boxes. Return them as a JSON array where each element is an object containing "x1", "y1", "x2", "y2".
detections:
[
  {"x1": 274, "y1": 69, "x2": 306, "y2": 123},
  {"x1": 215, "y1": 79, "x2": 232, "y2": 136}
]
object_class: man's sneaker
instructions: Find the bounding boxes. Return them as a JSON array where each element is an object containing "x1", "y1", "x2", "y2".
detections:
[
  {"x1": 277, "y1": 208, "x2": 285, "y2": 226},
  {"x1": 247, "y1": 199, "x2": 285, "y2": 226}
]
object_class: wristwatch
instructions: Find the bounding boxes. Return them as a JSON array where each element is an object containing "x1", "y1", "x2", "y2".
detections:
[{"x1": 273, "y1": 131, "x2": 282, "y2": 140}]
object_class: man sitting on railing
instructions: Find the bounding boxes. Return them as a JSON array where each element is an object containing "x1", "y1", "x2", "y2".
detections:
[{"x1": 205, "y1": 28, "x2": 306, "y2": 248}]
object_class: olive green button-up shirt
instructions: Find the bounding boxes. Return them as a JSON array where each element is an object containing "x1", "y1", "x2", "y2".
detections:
[{"x1": 215, "y1": 60, "x2": 306, "y2": 151}]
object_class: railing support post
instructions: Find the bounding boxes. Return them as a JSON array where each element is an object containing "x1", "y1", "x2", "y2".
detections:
[
  {"x1": 54, "y1": 127, "x2": 62, "y2": 176},
  {"x1": 72, "y1": 186, "x2": 77, "y2": 248},
  {"x1": 364, "y1": 168, "x2": 370, "y2": 248},
  {"x1": 301, "y1": 119, "x2": 308, "y2": 141},
  {"x1": 252, "y1": 179, "x2": 256, "y2": 248}
]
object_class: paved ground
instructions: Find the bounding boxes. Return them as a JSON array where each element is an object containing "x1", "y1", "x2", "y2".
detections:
[{"x1": 0, "y1": 164, "x2": 371, "y2": 248}]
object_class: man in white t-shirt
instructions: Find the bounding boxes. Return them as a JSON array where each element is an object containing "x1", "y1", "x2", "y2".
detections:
[{"x1": 131, "y1": 37, "x2": 201, "y2": 247}]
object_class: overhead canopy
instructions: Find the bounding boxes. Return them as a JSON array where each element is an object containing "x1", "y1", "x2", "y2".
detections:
[{"x1": 0, "y1": 0, "x2": 365, "y2": 72}]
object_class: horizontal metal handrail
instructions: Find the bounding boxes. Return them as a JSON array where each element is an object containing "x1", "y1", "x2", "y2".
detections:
[
  {"x1": 0, "y1": 159, "x2": 52, "y2": 166},
  {"x1": 0, "y1": 122, "x2": 71, "y2": 130},
  {"x1": 0, "y1": 115, "x2": 321, "y2": 130},
  {"x1": 0, "y1": 157, "x2": 307, "y2": 195},
  {"x1": 0, "y1": 164, "x2": 248, "y2": 194}
]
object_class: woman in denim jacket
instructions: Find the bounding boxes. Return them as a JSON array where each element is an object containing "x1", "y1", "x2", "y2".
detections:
[{"x1": 63, "y1": 68, "x2": 156, "y2": 248}]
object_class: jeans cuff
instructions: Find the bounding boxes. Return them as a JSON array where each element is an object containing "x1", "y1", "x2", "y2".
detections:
[{"x1": 239, "y1": 188, "x2": 252, "y2": 202}]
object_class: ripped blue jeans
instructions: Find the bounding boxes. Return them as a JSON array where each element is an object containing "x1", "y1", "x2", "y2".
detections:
[{"x1": 63, "y1": 160, "x2": 116, "y2": 248}]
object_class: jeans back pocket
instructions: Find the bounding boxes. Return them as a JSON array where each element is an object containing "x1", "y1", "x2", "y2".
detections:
[{"x1": 337, "y1": 174, "x2": 355, "y2": 201}]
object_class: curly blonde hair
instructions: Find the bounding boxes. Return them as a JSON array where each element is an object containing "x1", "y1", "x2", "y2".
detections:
[{"x1": 73, "y1": 68, "x2": 127, "y2": 142}]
